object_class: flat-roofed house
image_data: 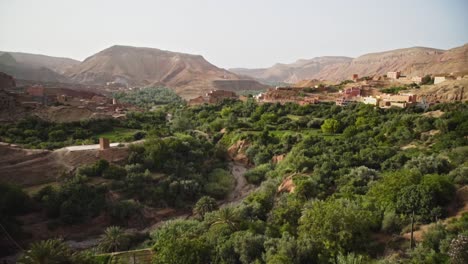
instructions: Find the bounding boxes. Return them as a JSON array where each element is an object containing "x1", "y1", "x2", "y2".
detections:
[{"x1": 387, "y1": 71, "x2": 401, "y2": 79}]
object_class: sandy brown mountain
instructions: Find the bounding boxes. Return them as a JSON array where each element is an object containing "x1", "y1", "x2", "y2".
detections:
[
  {"x1": 231, "y1": 56, "x2": 352, "y2": 84},
  {"x1": 232, "y1": 44, "x2": 468, "y2": 83},
  {"x1": 0, "y1": 51, "x2": 80, "y2": 74},
  {"x1": 0, "y1": 52, "x2": 72, "y2": 83},
  {"x1": 66, "y1": 45, "x2": 267, "y2": 99}
]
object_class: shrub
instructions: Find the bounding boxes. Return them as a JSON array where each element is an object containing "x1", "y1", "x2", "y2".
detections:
[
  {"x1": 204, "y1": 169, "x2": 234, "y2": 199},
  {"x1": 102, "y1": 165, "x2": 127, "y2": 180},
  {"x1": 244, "y1": 164, "x2": 272, "y2": 185}
]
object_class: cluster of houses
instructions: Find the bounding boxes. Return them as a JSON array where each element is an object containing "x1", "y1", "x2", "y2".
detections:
[
  {"x1": 386, "y1": 71, "x2": 462, "y2": 84},
  {"x1": 255, "y1": 87, "x2": 319, "y2": 105},
  {"x1": 0, "y1": 72, "x2": 138, "y2": 119},
  {"x1": 188, "y1": 90, "x2": 239, "y2": 105},
  {"x1": 187, "y1": 84, "x2": 417, "y2": 109},
  {"x1": 17, "y1": 85, "x2": 132, "y2": 113},
  {"x1": 336, "y1": 86, "x2": 418, "y2": 108}
]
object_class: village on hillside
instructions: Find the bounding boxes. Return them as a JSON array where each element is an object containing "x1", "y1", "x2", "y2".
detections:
[
  {"x1": 188, "y1": 71, "x2": 467, "y2": 109},
  {"x1": 2, "y1": 69, "x2": 467, "y2": 124}
]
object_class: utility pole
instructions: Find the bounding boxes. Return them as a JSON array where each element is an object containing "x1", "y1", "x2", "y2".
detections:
[{"x1": 410, "y1": 210, "x2": 414, "y2": 249}]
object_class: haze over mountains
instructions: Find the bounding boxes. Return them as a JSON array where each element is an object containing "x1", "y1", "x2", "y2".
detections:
[
  {"x1": 0, "y1": 43, "x2": 466, "y2": 98},
  {"x1": 231, "y1": 56, "x2": 353, "y2": 84},
  {"x1": 231, "y1": 44, "x2": 468, "y2": 83},
  {"x1": 0, "y1": 52, "x2": 73, "y2": 83}
]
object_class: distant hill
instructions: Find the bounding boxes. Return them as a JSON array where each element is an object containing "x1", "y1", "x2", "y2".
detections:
[
  {"x1": 0, "y1": 51, "x2": 80, "y2": 74},
  {"x1": 231, "y1": 44, "x2": 468, "y2": 82},
  {"x1": 65, "y1": 45, "x2": 268, "y2": 98},
  {"x1": 231, "y1": 56, "x2": 352, "y2": 84},
  {"x1": 0, "y1": 52, "x2": 71, "y2": 83}
]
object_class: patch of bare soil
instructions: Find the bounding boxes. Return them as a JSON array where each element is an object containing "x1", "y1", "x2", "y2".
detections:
[
  {"x1": 423, "y1": 110, "x2": 444, "y2": 118},
  {"x1": 227, "y1": 140, "x2": 251, "y2": 166},
  {"x1": 223, "y1": 163, "x2": 255, "y2": 204},
  {"x1": 0, "y1": 144, "x2": 129, "y2": 187},
  {"x1": 278, "y1": 174, "x2": 296, "y2": 193}
]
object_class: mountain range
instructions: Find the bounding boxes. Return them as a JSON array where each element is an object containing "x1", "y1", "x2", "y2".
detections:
[
  {"x1": 0, "y1": 43, "x2": 467, "y2": 98},
  {"x1": 231, "y1": 44, "x2": 468, "y2": 83},
  {"x1": 0, "y1": 46, "x2": 267, "y2": 99}
]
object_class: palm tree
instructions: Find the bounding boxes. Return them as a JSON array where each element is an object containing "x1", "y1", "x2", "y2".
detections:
[
  {"x1": 17, "y1": 239, "x2": 70, "y2": 264},
  {"x1": 210, "y1": 206, "x2": 239, "y2": 230},
  {"x1": 193, "y1": 196, "x2": 218, "y2": 219},
  {"x1": 98, "y1": 226, "x2": 129, "y2": 253}
]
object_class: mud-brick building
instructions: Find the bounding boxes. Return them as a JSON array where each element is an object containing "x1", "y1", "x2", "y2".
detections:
[
  {"x1": 387, "y1": 71, "x2": 401, "y2": 79},
  {"x1": 25, "y1": 85, "x2": 56, "y2": 105},
  {"x1": 206, "y1": 90, "x2": 238, "y2": 103},
  {"x1": 379, "y1": 93, "x2": 417, "y2": 108},
  {"x1": 188, "y1": 90, "x2": 238, "y2": 105}
]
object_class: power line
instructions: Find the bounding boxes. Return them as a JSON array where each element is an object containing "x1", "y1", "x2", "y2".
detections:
[{"x1": 0, "y1": 222, "x2": 24, "y2": 251}]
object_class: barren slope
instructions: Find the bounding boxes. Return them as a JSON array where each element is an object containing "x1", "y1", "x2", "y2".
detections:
[
  {"x1": 66, "y1": 45, "x2": 260, "y2": 98},
  {"x1": 0, "y1": 51, "x2": 80, "y2": 74},
  {"x1": 410, "y1": 77, "x2": 468, "y2": 103},
  {"x1": 234, "y1": 44, "x2": 468, "y2": 82},
  {"x1": 0, "y1": 53, "x2": 70, "y2": 83},
  {"x1": 0, "y1": 144, "x2": 129, "y2": 187},
  {"x1": 231, "y1": 56, "x2": 352, "y2": 83}
]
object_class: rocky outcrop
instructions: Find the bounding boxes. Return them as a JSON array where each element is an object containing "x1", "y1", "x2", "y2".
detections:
[
  {"x1": 278, "y1": 174, "x2": 296, "y2": 193},
  {"x1": 227, "y1": 140, "x2": 251, "y2": 165},
  {"x1": 412, "y1": 78, "x2": 467, "y2": 103}
]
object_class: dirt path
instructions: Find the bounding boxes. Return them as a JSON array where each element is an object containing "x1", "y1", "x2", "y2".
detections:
[
  {"x1": 65, "y1": 163, "x2": 254, "y2": 250},
  {"x1": 223, "y1": 162, "x2": 255, "y2": 205},
  {"x1": 63, "y1": 139, "x2": 145, "y2": 151}
]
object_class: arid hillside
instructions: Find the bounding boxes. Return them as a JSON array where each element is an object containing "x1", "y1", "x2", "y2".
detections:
[
  {"x1": 233, "y1": 44, "x2": 468, "y2": 82},
  {"x1": 231, "y1": 56, "x2": 352, "y2": 84},
  {"x1": 66, "y1": 45, "x2": 268, "y2": 98},
  {"x1": 410, "y1": 77, "x2": 468, "y2": 103},
  {"x1": 0, "y1": 52, "x2": 71, "y2": 83},
  {"x1": 0, "y1": 51, "x2": 80, "y2": 74}
]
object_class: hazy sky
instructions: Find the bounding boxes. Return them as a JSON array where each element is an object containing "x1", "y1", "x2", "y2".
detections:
[{"x1": 0, "y1": 0, "x2": 467, "y2": 68}]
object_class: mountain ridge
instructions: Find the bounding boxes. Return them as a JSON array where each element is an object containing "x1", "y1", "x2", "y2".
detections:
[
  {"x1": 230, "y1": 44, "x2": 468, "y2": 83},
  {"x1": 65, "y1": 45, "x2": 254, "y2": 98}
]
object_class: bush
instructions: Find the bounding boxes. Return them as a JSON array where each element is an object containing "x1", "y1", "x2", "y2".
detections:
[
  {"x1": 321, "y1": 118, "x2": 339, "y2": 134},
  {"x1": 404, "y1": 155, "x2": 451, "y2": 175},
  {"x1": 109, "y1": 200, "x2": 142, "y2": 225},
  {"x1": 0, "y1": 183, "x2": 32, "y2": 216},
  {"x1": 244, "y1": 164, "x2": 272, "y2": 185},
  {"x1": 381, "y1": 210, "x2": 404, "y2": 234},
  {"x1": 102, "y1": 165, "x2": 127, "y2": 180},
  {"x1": 204, "y1": 169, "x2": 234, "y2": 199},
  {"x1": 48, "y1": 130, "x2": 67, "y2": 142}
]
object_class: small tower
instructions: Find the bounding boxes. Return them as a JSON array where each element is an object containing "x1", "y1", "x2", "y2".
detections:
[{"x1": 99, "y1": 138, "x2": 110, "y2": 150}]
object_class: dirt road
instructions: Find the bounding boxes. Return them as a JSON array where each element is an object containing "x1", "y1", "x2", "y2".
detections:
[{"x1": 64, "y1": 139, "x2": 145, "y2": 151}]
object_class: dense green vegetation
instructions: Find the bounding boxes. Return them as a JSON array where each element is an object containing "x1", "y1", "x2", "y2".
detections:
[
  {"x1": 0, "y1": 117, "x2": 146, "y2": 149},
  {"x1": 3, "y1": 98, "x2": 468, "y2": 263},
  {"x1": 113, "y1": 86, "x2": 183, "y2": 108},
  {"x1": 143, "y1": 100, "x2": 467, "y2": 263},
  {"x1": 380, "y1": 86, "x2": 409, "y2": 94}
]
